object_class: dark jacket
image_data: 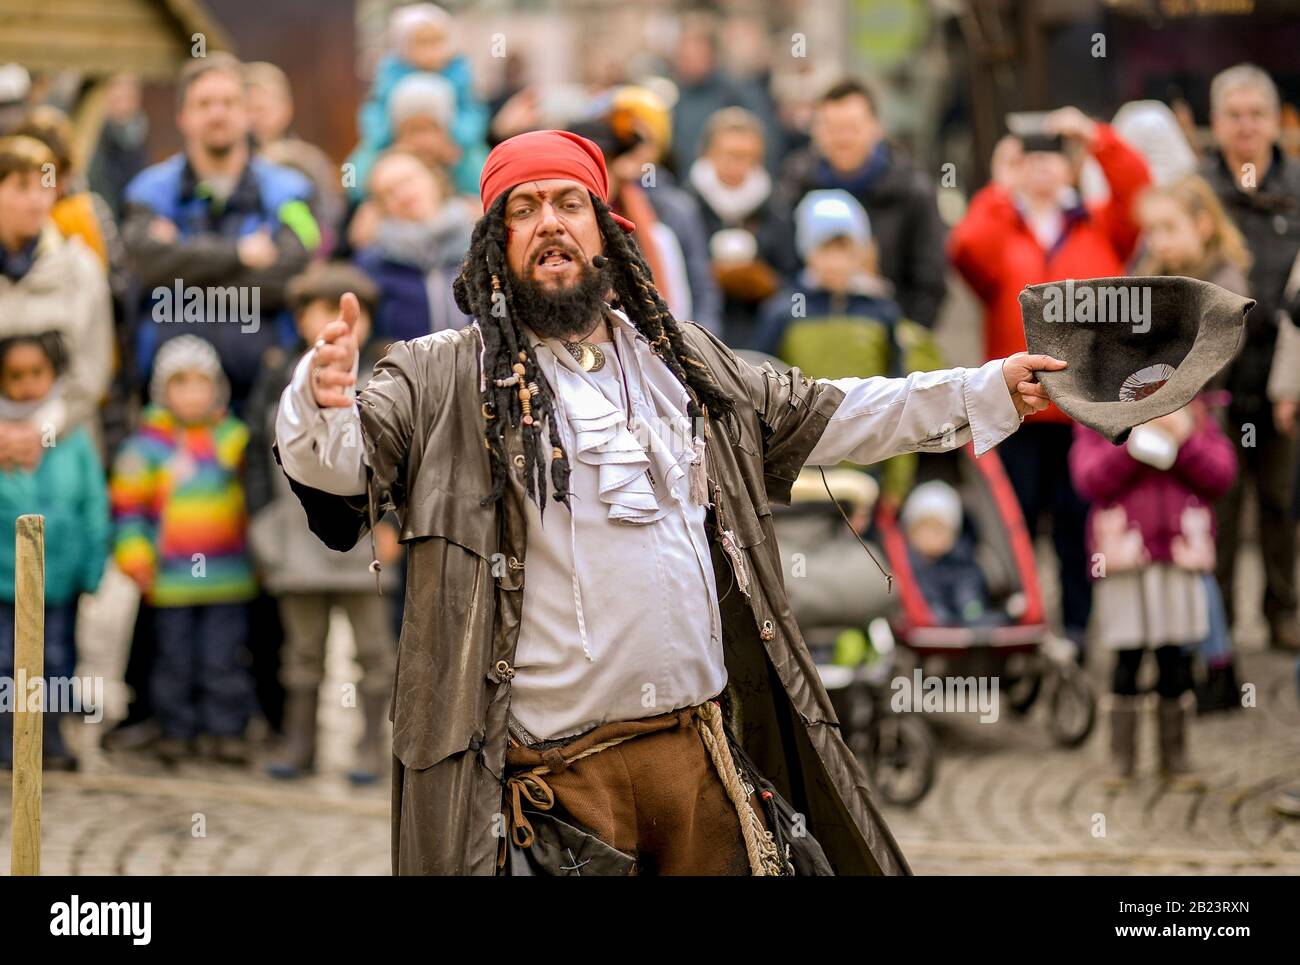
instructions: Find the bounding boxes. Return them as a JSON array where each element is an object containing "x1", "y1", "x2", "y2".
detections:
[
  {"x1": 1200, "y1": 146, "x2": 1300, "y2": 418},
  {"x1": 777, "y1": 142, "x2": 947, "y2": 329},
  {"x1": 688, "y1": 183, "x2": 796, "y2": 349},
  {"x1": 122, "y1": 153, "x2": 317, "y2": 409},
  {"x1": 907, "y1": 535, "x2": 998, "y2": 628},
  {"x1": 277, "y1": 319, "x2": 910, "y2": 876},
  {"x1": 353, "y1": 207, "x2": 475, "y2": 344},
  {"x1": 353, "y1": 248, "x2": 469, "y2": 343}
]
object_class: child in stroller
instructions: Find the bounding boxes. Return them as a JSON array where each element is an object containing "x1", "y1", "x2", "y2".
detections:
[
  {"x1": 900, "y1": 480, "x2": 1008, "y2": 630},
  {"x1": 879, "y1": 448, "x2": 1096, "y2": 748}
]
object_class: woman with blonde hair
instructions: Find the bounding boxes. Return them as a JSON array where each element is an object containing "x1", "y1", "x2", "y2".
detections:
[{"x1": 1136, "y1": 173, "x2": 1252, "y2": 297}]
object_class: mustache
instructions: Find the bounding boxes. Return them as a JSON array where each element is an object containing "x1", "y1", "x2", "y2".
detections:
[{"x1": 529, "y1": 240, "x2": 583, "y2": 265}]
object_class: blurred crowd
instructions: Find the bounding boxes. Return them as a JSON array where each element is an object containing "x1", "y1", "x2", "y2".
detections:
[{"x1": 0, "y1": 4, "x2": 1297, "y2": 812}]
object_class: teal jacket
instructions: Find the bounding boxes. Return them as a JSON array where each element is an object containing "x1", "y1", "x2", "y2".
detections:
[{"x1": 0, "y1": 427, "x2": 109, "y2": 605}]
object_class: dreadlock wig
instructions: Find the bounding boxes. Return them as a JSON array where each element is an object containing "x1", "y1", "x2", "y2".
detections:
[{"x1": 452, "y1": 191, "x2": 736, "y2": 516}]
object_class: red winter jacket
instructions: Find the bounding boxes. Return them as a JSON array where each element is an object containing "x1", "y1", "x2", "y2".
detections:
[{"x1": 948, "y1": 124, "x2": 1151, "y2": 423}]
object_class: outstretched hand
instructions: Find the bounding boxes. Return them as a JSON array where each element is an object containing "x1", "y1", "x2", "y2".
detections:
[
  {"x1": 1003, "y1": 352, "x2": 1067, "y2": 418},
  {"x1": 310, "y1": 292, "x2": 361, "y2": 408}
]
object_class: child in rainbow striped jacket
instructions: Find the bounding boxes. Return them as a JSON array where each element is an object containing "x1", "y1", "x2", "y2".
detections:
[{"x1": 111, "y1": 335, "x2": 256, "y2": 763}]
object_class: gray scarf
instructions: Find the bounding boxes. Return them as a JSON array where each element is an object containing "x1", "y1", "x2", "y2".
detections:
[{"x1": 374, "y1": 205, "x2": 474, "y2": 275}]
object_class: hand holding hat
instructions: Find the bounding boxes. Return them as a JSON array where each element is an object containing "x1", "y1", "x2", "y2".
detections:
[{"x1": 1003, "y1": 352, "x2": 1068, "y2": 417}]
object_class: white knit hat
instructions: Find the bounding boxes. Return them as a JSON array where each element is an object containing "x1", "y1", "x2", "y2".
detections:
[
  {"x1": 795, "y1": 190, "x2": 872, "y2": 260},
  {"x1": 900, "y1": 480, "x2": 963, "y2": 534},
  {"x1": 388, "y1": 72, "x2": 456, "y2": 130},
  {"x1": 149, "y1": 335, "x2": 229, "y2": 412}
]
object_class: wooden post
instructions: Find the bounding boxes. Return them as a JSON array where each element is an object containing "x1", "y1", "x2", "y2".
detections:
[{"x1": 10, "y1": 514, "x2": 44, "y2": 876}]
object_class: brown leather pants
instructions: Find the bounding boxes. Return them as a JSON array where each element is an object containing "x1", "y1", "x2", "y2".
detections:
[{"x1": 503, "y1": 702, "x2": 765, "y2": 875}]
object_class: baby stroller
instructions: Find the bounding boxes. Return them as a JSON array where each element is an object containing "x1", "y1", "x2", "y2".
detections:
[
  {"x1": 877, "y1": 445, "x2": 1096, "y2": 747},
  {"x1": 772, "y1": 467, "x2": 938, "y2": 807}
]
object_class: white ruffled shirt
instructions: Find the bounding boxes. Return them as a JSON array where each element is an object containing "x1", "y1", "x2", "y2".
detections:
[
  {"x1": 507, "y1": 318, "x2": 726, "y2": 741},
  {"x1": 275, "y1": 311, "x2": 1023, "y2": 741}
]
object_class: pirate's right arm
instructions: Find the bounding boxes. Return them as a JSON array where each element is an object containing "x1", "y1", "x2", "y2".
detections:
[{"x1": 274, "y1": 339, "x2": 419, "y2": 551}]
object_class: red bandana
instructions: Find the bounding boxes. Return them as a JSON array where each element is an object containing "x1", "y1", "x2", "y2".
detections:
[{"x1": 478, "y1": 129, "x2": 636, "y2": 232}]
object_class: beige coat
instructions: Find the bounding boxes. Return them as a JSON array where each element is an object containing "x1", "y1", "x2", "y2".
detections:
[{"x1": 0, "y1": 224, "x2": 113, "y2": 437}]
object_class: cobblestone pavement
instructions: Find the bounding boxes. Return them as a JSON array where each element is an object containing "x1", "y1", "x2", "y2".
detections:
[
  {"x1": 3, "y1": 558, "x2": 1299, "y2": 875},
  {"x1": 1, "y1": 570, "x2": 391, "y2": 876},
  {"x1": 881, "y1": 647, "x2": 1300, "y2": 875}
]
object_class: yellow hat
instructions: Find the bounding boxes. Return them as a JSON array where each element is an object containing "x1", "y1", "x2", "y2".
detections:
[{"x1": 611, "y1": 85, "x2": 672, "y2": 154}]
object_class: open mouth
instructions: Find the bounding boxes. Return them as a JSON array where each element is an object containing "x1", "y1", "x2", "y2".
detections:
[{"x1": 534, "y1": 246, "x2": 576, "y2": 271}]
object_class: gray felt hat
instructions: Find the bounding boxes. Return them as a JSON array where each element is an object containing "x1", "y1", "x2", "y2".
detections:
[{"x1": 1020, "y1": 275, "x2": 1251, "y2": 443}]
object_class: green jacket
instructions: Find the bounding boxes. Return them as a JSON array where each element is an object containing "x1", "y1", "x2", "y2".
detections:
[{"x1": 0, "y1": 427, "x2": 108, "y2": 604}]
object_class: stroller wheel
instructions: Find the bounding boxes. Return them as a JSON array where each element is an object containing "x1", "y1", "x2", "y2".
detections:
[
  {"x1": 1045, "y1": 662, "x2": 1097, "y2": 748},
  {"x1": 1004, "y1": 654, "x2": 1042, "y2": 715},
  {"x1": 865, "y1": 714, "x2": 937, "y2": 807}
]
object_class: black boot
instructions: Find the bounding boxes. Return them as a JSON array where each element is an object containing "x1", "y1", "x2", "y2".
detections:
[
  {"x1": 347, "y1": 691, "x2": 388, "y2": 786},
  {"x1": 266, "y1": 687, "x2": 317, "y2": 780},
  {"x1": 1196, "y1": 661, "x2": 1241, "y2": 714}
]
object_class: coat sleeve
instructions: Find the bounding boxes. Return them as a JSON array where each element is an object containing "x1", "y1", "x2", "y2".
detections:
[
  {"x1": 1068, "y1": 424, "x2": 1145, "y2": 502},
  {"x1": 671, "y1": 193, "x2": 724, "y2": 336},
  {"x1": 1169, "y1": 418, "x2": 1237, "y2": 501},
  {"x1": 686, "y1": 322, "x2": 844, "y2": 504},
  {"x1": 121, "y1": 202, "x2": 243, "y2": 289},
  {"x1": 275, "y1": 338, "x2": 426, "y2": 552},
  {"x1": 54, "y1": 244, "x2": 113, "y2": 438},
  {"x1": 947, "y1": 183, "x2": 1021, "y2": 305},
  {"x1": 109, "y1": 434, "x2": 159, "y2": 589},
  {"x1": 1268, "y1": 313, "x2": 1300, "y2": 401},
  {"x1": 1090, "y1": 123, "x2": 1152, "y2": 262}
]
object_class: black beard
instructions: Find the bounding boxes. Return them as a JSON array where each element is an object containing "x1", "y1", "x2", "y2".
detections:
[{"x1": 509, "y1": 258, "x2": 612, "y2": 339}]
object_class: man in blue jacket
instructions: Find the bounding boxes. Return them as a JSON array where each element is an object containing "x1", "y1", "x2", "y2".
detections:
[{"x1": 122, "y1": 52, "x2": 319, "y2": 412}]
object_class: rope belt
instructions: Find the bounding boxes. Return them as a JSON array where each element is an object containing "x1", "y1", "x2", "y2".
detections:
[
  {"x1": 694, "y1": 701, "x2": 787, "y2": 876},
  {"x1": 501, "y1": 700, "x2": 787, "y2": 875}
]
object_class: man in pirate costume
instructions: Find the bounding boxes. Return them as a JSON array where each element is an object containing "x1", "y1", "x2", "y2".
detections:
[{"x1": 275, "y1": 129, "x2": 1062, "y2": 875}]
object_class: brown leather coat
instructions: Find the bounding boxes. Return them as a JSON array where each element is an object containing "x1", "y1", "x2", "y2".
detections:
[{"x1": 281, "y1": 319, "x2": 911, "y2": 875}]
